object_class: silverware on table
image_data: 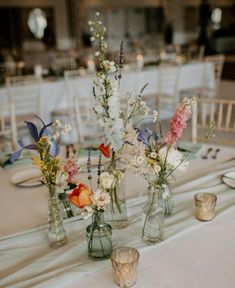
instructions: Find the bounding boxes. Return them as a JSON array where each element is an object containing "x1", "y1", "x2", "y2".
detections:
[
  {"x1": 212, "y1": 148, "x2": 220, "y2": 159},
  {"x1": 202, "y1": 147, "x2": 213, "y2": 159}
]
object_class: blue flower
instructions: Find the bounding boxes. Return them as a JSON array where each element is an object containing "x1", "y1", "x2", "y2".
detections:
[
  {"x1": 10, "y1": 116, "x2": 58, "y2": 162},
  {"x1": 136, "y1": 128, "x2": 160, "y2": 148}
]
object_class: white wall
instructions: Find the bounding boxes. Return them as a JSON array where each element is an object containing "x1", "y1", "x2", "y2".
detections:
[{"x1": 0, "y1": 0, "x2": 71, "y2": 49}]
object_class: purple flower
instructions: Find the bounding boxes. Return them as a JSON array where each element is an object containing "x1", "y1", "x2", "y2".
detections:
[
  {"x1": 10, "y1": 115, "x2": 58, "y2": 162},
  {"x1": 136, "y1": 128, "x2": 160, "y2": 148}
]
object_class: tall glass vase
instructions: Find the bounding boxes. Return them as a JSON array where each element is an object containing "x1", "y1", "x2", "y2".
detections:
[
  {"x1": 105, "y1": 175, "x2": 128, "y2": 229},
  {"x1": 48, "y1": 184, "x2": 67, "y2": 248},
  {"x1": 158, "y1": 183, "x2": 174, "y2": 217},
  {"x1": 86, "y1": 210, "x2": 112, "y2": 259},
  {"x1": 142, "y1": 185, "x2": 164, "y2": 244}
]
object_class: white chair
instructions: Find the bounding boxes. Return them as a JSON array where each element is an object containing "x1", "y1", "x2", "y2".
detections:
[
  {"x1": 156, "y1": 63, "x2": 181, "y2": 117},
  {"x1": 6, "y1": 75, "x2": 41, "y2": 129},
  {"x1": 51, "y1": 57, "x2": 77, "y2": 75},
  {"x1": 203, "y1": 54, "x2": 225, "y2": 97},
  {"x1": 181, "y1": 54, "x2": 225, "y2": 99},
  {"x1": 0, "y1": 102, "x2": 17, "y2": 150},
  {"x1": 51, "y1": 70, "x2": 82, "y2": 144},
  {"x1": 74, "y1": 96, "x2": 100, "y2": 146},
  {"x1": 192, "y1": 97, "x2": 235, "y2": 145}
]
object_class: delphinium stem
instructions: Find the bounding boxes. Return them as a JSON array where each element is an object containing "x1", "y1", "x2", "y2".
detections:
[{"x1": 87, "y1": 148, "x2": 93, "y2": 191}]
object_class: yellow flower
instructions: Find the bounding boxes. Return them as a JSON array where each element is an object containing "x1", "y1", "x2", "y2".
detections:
[{"x1": 38, "y1": 136, "x2": 50, "y2": 146}]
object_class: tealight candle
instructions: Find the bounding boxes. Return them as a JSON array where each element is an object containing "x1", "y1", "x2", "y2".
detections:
[
  {"x1": 136, "y1": 54, "x2": 144, "y2": 70},
  {"x1": 87, "y1": 59, "x2": 96, "y2": 73},
  {"x1": 194, "y1": 193, "x2": 217, "y2": 221},
  {"x1": 111, "y1": 247, "x2": 139, "y2": 287}
]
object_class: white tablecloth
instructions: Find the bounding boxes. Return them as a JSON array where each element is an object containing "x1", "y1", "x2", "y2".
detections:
[
  {"x1": 0, "y1": 61, "x2": 213, "y2": 123},
  {"x1": 0, "y1": 144, "x2": 235, "y2": 288}
]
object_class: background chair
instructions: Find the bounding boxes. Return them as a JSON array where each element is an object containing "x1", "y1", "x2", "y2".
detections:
[
  {"x1": 51, "y1": 69, "x2": 87, "y2": 144},
  {"x1": 192, "y1": 97, "x2": 235, "y2": 145},
  {"x1": 204, "y1": 54, "x2": 225, "y2": 98},
  {"x1": 5, "y1": 75, "x2": 41, "y2": 136},
  {"x1": 74, "y1": 96, "x2": 100, "y2": 147},
  {"x1": 0, "y1": 102, "x2": 17, "y2": 151},
  {"x1": 51, "y1": 57, "x2": 77, "y2": 76},
  {"x1": 156, "y1": 63, "x2": 181, "y2": 118},
  {"x1": 181, "y1": 54, "x2": 225, "y2": 99}
]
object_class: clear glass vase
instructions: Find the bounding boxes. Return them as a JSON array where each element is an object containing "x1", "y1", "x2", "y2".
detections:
[
  {"x1": 58, "y1": 191, "x2": 74, "y2": 219},
  {"x1": 158, "y1": 183, "x2": 174, "y2": 217},
  {"x1": 142, "y1": 185, "x2": 164, "y2": 244},
  {"x1": 105, "y1": 175, "x2": 128, "y2": 229},
  {"x1": 86, "y1": 210, "x2": 112, "y2": 259},
  {"x1": 48, "y1": 184, "x2": 67, "y2": 248}
]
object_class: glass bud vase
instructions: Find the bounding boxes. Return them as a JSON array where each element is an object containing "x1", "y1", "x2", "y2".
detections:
[
  {"x1": 48, "y1": 184, "x2": 67, "y2": 248},
  {"x1": 105, "y1": 175, "x2": 128, "y2": 229},
  {"x1": 158, "y1": 183, "x2": 174, "y2": 217},
  {"x1": 86, "y1": 210, "x2": 112, "y2": 259},
  {"x1": 142, "y1": 185, "x2": 164, "y2": 244}
]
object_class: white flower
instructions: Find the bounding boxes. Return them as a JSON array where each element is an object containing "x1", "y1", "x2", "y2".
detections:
[
  {"x1": 150, "y1": 152, "x2": 157, "y2": 159},
  {"x1": 136, "y1": 156, "x2": 145, "y2": 165},
  {"x1": 90, "y1": 36, "x2": 95, "y2": 42},
  {"x1": 90, "y1": 27, "x2": 94, "y2": 32},
  {"x1": 88, "y1": 20, "x2": 92, "y2": 25},
  {"x1": 53, "y1": 119, "x2": 61, "y2": 127},
  {"x1": 62, "y1": 124, "x2": 72, "y2": 134},
  {"x1": 153, "y1": 164, "x2": 161, "y2": 173},
  {"x1": 95, "y1": 51, "x2": 100, "y2": 56},
  {"x1": 95, "y1": 11, "x2": 100, "y2": 16},
  {"x1": 159, "y1": 146, "x2": 187, "y2": 172},
  {"x1": 153, "y1": 110, "x2": 158, "y2": 123},
  {"x1": 53, "y1": 131, "x2": 60, "y2": 140},
  {"x1": 100, "y1": 172, "x2": 116, "y2": 189},
  {"x1": 93, "y1": 189, "x2": 111, "y2": 208}
]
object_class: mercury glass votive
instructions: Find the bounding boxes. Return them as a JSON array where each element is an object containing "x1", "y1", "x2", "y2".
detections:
[
  {"x1": 111, "y1": 247, "x2": 140, "y2": 287},
  {"x1": 194, "y1": 193, "x2": 217, "y2": 221}
]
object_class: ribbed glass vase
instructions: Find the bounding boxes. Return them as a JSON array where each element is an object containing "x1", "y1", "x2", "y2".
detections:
[
  {"x1": 86, "y1": 210, "x2": 112, "y2": 259},
  {"x1": 48, "y1": 184, "x2": 67, "y2": 248},
  {"x1": 142, "y1": 185, "x2": 164, "y2": 244}
]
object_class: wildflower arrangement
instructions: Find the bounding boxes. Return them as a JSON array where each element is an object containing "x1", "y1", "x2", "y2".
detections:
[
  {"x1": 11, "y1": 117, "x2": 72, "y2": 186},
  {"x1": 123, "y1": 96, "x2": 197, "y2": 188},
  {"x1": 68, "y1": 182, "x2": 112, "y2": 258},
  {"x1": 68, "y1": 183, "x2": 111, "y2": 215},
  {"x1": 89, "y1": 13, "x2": 157, "y2": 212}
]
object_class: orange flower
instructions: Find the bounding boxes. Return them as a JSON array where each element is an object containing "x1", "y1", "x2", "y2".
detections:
[
  {"x1": 68, "y1": 183, "x2": 92, "y2": 208},
  {"x1": 98, "y1": 144, "x2": 110, "y2": 158}
]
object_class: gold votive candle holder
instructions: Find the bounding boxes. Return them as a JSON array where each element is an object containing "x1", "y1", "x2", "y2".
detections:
[
  {"x1": 194, "y1": 193, "x2": 217, "y2": 221},
  {"x1": 111, "y1": 247, "x2": 140, "y2": 287}
]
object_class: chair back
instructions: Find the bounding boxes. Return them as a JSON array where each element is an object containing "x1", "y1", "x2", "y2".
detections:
[
  {"x1": 0, "y1": 102, "x2": 17, "y2": 150},
  {"x1": 73, "y1": 96, "x2": 99, "y2": 145},
  {"x1": 157, "y1": 63, "x2": 180, "y2": 111},
  {"x1": 6, "y1": 75, "x2": 41, "y2": 118},
  {"x1": 203, "y1": 54, "x2": 225, "y2": 97},
  {"x1": 192, "y1": 97, "x2": 235, "y2": 145},
  {"x1": 52, "y1": 57, "x2": 77, "y2": 75}
]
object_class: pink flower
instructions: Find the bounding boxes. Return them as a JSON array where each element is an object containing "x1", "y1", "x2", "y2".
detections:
[
  {"x1": 164, "y1": 103, "x2": 192, "y2": 146},
  {"x1": 63, "y1": 158, "x2": 78, "y2": 182}
]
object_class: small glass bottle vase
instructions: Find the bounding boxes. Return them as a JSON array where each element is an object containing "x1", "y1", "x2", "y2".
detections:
[
  {"x1": 48, "y1": 184, "x2": 67, "y2": 248},
  {"x1": 86, "y1": 210, "x2": 112, "y2": 259},
  {"x1": 159, "y1": 183, "x2": 174, "y2": 217},
  {"x1": 105, "y1": 176, "x2": 128, "y2": 229},
  {"x1": 142, "y1": 186, "x2": 164, "y2": 244}
]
